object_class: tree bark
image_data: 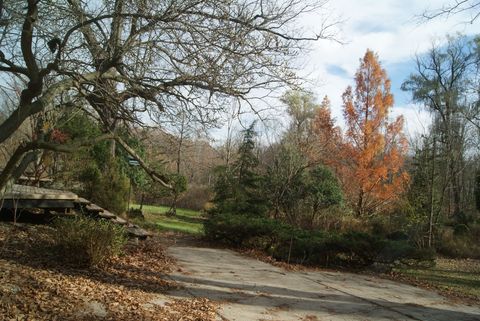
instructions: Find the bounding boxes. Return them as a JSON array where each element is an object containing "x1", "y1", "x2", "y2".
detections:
[{"x1": 428, "y1": 137, "x2": 436, "y2": 248}]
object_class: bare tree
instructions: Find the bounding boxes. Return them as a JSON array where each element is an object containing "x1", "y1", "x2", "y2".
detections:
[
  {"x1": 0, "y1": 0, "x2": 337, "y2": 194},
  {"x1": 217, "y1": 99, "x2": 242, "y2": 167},
  {"x1": 402, "y1": 36, "x2": 478, "y2": 218},
  {"x1": 160, "y1": 109, "x2": 197, "y2": 215},
  {"x1": 421, "y1": 0, "x2": 480, "y2": 23}
]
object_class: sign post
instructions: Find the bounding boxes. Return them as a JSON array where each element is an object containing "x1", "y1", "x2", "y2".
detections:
[{"x1": 127, "y1": 156, "x2": 140, "y2": 212}]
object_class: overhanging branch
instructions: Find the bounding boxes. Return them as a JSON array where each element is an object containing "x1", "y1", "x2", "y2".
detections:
[
  {"x1": 0, "y1": 69, "x2": 117, "y2": 145},
  {"x1": 0, "y1": 132, "x2": 173, "y2": 192},
  {"x1": 115, "y1": 136, "x2": 172, "y2": 189}
]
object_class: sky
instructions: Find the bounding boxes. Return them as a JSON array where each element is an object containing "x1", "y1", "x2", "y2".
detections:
[{"x1": 296, "y1": 0, "x2": 480, "y2": 139}]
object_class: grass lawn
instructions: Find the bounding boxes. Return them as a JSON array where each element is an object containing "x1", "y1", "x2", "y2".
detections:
[
  {"x1": 132, "y1": 204, "x2": 204, "y2": 235},
  {"x1": 393, "y1": 258, "x2": 480, "y2": 302}
]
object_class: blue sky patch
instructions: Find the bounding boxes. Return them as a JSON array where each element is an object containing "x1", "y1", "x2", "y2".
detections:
[{"x1": 326, "y1": 64, "x2": 349, "y2": 78}]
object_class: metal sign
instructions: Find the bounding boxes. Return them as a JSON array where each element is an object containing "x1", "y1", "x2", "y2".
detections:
[{"x1": 127, "y1": 157, "x2": 140, "y2": 166}]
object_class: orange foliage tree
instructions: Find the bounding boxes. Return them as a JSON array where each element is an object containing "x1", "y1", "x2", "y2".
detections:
[
  {"x1": 319, "y1": 50, "x2": 409, "y2": 217},
  {"x1": 312, "y1": 96, "x2": 343, "y2": 165}
]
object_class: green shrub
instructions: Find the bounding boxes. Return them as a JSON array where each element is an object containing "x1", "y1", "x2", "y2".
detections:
[
  {"x1": 453, "y1": 224, "x2": 469, "y2": 236},
  {"x1": 204, "y1": 213, "x2": 429, "y2": 268},
  {"x1": 387, "y1": 231, "x2": 409, "y2": 241},
  {"x1": 79, "y1": 158, "x2": 130, "y2": 215},
  {"x1": 271, "y1": 229, "x2": 329, "y2": 265},
  {"x1": 331, "y1": 232, "x2": 386, "y2": 266},
  {"x1": 204, "y1": 213, "x2": 281, "y2": 247},
  {"x1": 50, "y1": 217, "x2": 127, "y2": 267},
  {"x1": 377, "y1": 240, "x2": 435, "y2": 266},
  {"x1": 127, "y1": 208, "x2": 145, "y2": 220},
  {"x1": 313, "y1": 207, "x2": 366, "y2": 232}
]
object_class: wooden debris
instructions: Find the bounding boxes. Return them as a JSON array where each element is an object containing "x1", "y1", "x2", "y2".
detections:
[{"x1": 2, "y1": 184, "x2": 151, "y2": 239}]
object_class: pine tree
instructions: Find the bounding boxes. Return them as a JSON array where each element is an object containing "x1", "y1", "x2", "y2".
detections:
[{"x1": 212, "y1": 123, "x2": 266, "y2": 216}]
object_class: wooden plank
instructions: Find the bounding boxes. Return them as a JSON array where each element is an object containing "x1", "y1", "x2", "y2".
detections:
[
  {"x1": 1, "y1": 199, "x2": 76, "y2": 209},
  {"x1": 98, "y1": 210, "x2": 116, "y2": 219},
  {"x1": 4, "y1": 184, "x2": 78, "y2": 200},
  {"x1": 85, "y1": 203, "x2": 104, "y2": 213},
  {"x1": 127, "y1": 228, "x2": 151, "y2": 239},
  {"x1": 126, "y1": 224, "x2": 151, "y2": 239},
  {"x1": 111, "y1": 217, "x2": 127, "y2": 225},
  {"x1": 75, "y1": 198, "x2": 91, "y2": 205},
  {"x1": 18, "y1": 176, "x2": 53, "y2": 183}
]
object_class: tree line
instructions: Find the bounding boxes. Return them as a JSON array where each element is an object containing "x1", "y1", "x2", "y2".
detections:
[
  {"x1": 0, "y1": 0, "x2": 479, "y2": 263},
  {"x1": 207, "y1": 42, "x2": 480, "y2": 262}
]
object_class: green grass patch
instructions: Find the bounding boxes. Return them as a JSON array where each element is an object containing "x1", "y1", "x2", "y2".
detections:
[
  {"x1": 131, "y1": 204, "x2": 204, "y2": 235},
  {"x1": 393, "y1": 258, "x2": 480, "y2": 301}
]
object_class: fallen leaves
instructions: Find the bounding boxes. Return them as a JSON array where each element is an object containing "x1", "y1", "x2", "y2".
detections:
[{"x1": 0, "y1": 223, "x2": 218, "y2": 321}]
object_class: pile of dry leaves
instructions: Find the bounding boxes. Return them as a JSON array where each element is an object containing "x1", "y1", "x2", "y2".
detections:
[{"x1": 0, "y1": 223, "x2": 217, "y2": 321}]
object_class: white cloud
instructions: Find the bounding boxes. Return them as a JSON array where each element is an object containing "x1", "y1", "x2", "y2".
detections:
[
  {"x1": 211, "y1": 1, "x2": 480, "y2": 141},
  {"x1": 390, "y1": 104, "x2": 432, "y2": 139},
  {"x1": 298, "y1": 0, "x2": 480, "y2": 137}
]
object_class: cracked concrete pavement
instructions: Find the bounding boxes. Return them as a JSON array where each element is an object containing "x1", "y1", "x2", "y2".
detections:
[{"x1": 166, "y1": 244, "x2": 480, "y2": 321}]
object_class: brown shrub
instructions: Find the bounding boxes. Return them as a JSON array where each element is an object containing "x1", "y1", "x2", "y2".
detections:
[
  {"x1": 312, "y1": 207, "x2": 368, "y2": 233},
  {"x1": 150, "y1": 185, "x2": 212, "y2": 211},
  {"x1": 50, "y1": 217, "x2": 127, "y2": 267},
  {"x1": 437, "y1": 226, "x2": 480, "y2": 259}
]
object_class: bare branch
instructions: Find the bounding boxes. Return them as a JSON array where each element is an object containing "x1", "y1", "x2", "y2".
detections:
[
  {"x1": 421, "y1": 0, "x2": 480, "y2": 24},
  {"x1": 115, "y1": 136, "x2": 172, "y2": 189},
  {"x1": 0, "y1": 69, "x2": 116, "y2": 145}
]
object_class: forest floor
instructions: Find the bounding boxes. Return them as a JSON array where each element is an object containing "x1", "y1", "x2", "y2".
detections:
[{"x1": 0, "y1": 222, "x2": 217, "y2": 321}]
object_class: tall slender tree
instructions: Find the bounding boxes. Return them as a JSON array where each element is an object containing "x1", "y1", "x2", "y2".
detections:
[
  {"x1": 312, "y1": 95, "x2": 342, "y2": 166},
  {"x1": 212, "y1": 122, "x2": 266, "y2": 216},
  {"x1": 402, "y1": 36, "x2": 476, "y2": 218},
  {"x1": 340, "y1": 50, "x2": 409, "y2": 217}
]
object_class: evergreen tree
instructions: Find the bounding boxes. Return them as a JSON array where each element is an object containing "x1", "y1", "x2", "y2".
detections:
[{"x1": 212, "y1": 123, "x2": 266, "y2": 216}]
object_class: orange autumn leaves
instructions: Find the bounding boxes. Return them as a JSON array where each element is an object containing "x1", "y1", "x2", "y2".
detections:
[{"x1": 314, "y1": 50, "x2": 409, "y2": 217}]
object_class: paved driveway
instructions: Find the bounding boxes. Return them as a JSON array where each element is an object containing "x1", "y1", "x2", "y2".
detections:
[{"x1": 166, "y1": 245, "x2": 480, "y2": 321}]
